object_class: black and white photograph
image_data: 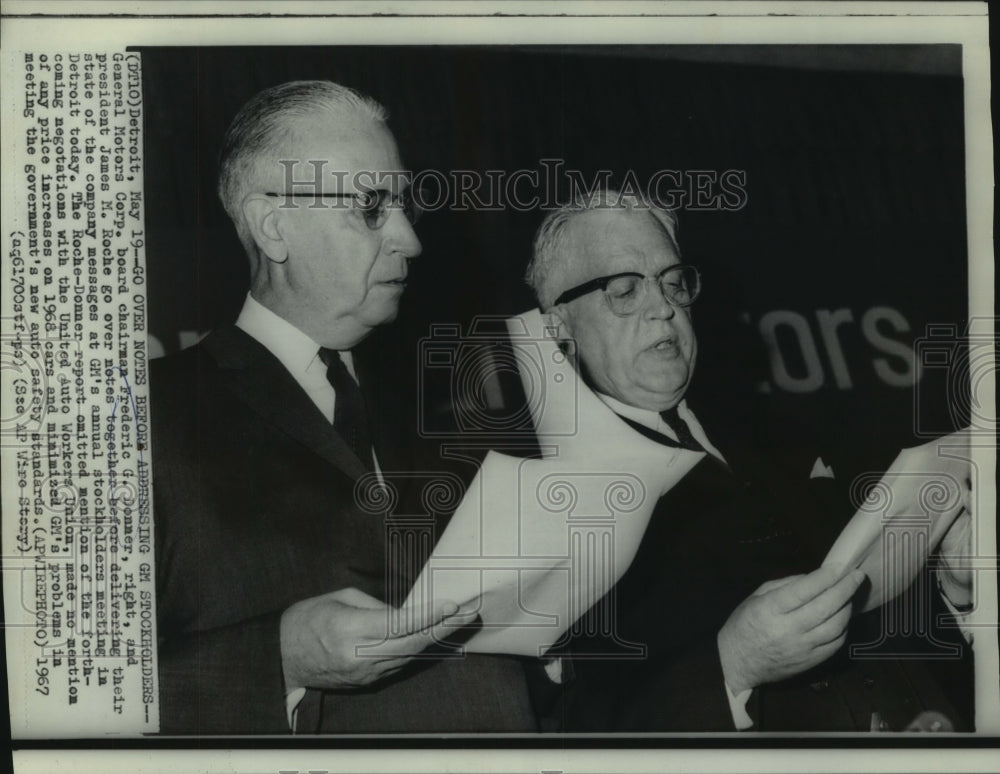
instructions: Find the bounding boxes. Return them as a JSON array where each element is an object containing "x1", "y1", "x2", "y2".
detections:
[
  {"x1": 139, "y1": 41, "x2": 984, "y2": 735},
  {"x1": 1, "y1": 3, "x2": 996, "y2": 773}
]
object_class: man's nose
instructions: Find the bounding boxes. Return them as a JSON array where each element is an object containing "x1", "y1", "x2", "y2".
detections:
[
  {"x1": 384, "y1": 206, "x2": 423, "y2": 259},
  {"x1": 643, "y1": 279, "x2": 676, "y2": 320}
]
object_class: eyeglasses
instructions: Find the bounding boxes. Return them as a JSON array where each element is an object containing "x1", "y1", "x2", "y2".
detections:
[
  {"x1": 553, "y1": 264, "x2": 701, "y2": 316},
  {"x1": 264, "y1": 187, "x2": 421, "y2": 231}
]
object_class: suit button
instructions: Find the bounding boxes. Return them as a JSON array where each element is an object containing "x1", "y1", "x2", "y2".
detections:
[{"x1": 863, "y1": 677, "x2": 875, "y2": 689}]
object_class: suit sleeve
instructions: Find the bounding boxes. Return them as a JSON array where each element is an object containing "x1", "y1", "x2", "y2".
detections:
[
  {"x1": 157, "y1": 611, "x2": 289, "y2": 734},
  {"x1": 151, "y1": 353, "x2": 293, "y2": 735},
  {"x1": 152, "y1": 439, "x2": 293, "y2": 735}
]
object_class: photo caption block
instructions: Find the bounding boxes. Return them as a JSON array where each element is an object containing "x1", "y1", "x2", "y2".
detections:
[{"x1": 2, "y1": 51, "x2": 158, "y2": 737}]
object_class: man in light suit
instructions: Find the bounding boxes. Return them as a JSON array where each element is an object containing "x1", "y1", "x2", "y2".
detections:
[
  {"x1": 521, "y1": 190, "x2": 971, "y2": 731},
  {"x1": 151, "y1": 81, "x2": 535, "y2": 734}
]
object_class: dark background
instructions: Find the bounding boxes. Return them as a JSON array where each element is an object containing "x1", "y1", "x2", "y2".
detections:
[{"x1": 139, "y1": 45, "x2": 970, "y2": 514}]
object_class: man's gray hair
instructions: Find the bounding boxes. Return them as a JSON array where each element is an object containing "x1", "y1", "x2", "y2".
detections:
[
  {"x1": 526, "y1": 189, "x2": 680, "y2": 311},
  {"x1": 217, "y1": 80, "x2": 388, "y2": 256}
]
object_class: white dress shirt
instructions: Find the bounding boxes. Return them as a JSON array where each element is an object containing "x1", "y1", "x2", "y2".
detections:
[
  {"x1": 593, "y1": 392, "x2": 755, "y2": 730},
  {"x1": 236, "y1": 292, "x2": 354, "y2": 423},
  {"x1": 595, "y1": 394, "x2": 727, "y2": 468}
]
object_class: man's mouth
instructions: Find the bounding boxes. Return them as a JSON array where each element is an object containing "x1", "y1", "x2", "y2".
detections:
[{"x1": 648, "y1": 337, "x2": 679, "y2": 353}]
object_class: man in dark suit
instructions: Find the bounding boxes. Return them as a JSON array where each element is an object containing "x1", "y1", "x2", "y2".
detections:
[
  {"x1": 151, "y1": 80, "x2": 535, "y2": 734},
  {"x1": 521, "y1": 190, "x2": 970, "y2": 731}
]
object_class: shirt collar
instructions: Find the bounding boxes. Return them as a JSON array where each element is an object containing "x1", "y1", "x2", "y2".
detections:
[
  {"x1": 235, "y1": 292, "x2": 325, "y2": 379},
  {"x1": 595, "y1": 392, "x2": 680, "y2": 435},
  {"x1": 595, "y1": 391, "x2": 726, "y2": 463}
]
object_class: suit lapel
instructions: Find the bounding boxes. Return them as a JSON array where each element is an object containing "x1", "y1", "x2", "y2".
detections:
[{"x1": 203, "y1": 326, "x2": 369, "y2": 481}]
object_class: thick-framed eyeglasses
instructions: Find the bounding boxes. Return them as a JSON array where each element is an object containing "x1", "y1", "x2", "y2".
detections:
[
  {"x1": 553, "y1": 264, "x2": 701, "y2": 316},
  {"x1": 264, "y1": 187, "x2": 421, "y2": 230}
]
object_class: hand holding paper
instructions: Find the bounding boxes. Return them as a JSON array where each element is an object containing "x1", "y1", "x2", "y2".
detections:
[
  {"x1": 280, "y1": 587, "x2": 478, "y2": 692},
  {"x1": 823, "y1": 428, "x2": 972, "y2": 612},
  {"x1": 718, "y1": 566, "x2": 866, "y2": 693},
  {"x1": 938, "y1": 509, "x2": 974, "y2": 609}
]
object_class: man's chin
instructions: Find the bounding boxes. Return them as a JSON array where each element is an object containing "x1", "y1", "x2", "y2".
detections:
[
  {"x1": 360, "y1": 303, "x2": 401, "y2": 329},
  {"x1": 638, "y1": 358, "x2": 689, "y2": 381},
  {"x1": 634, "y1": 373, "x2": 690, "y2": 406}
]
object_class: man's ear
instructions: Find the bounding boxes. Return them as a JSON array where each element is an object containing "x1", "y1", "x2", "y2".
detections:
[
  {"x1": 543, "y1": 305, "x2": 573, "y2": 343},
  {"x1": 242, "y1": 194, "x2": 289, "y2": 264},
  {"x1": 543, "y1": 306, "x2": 579, "y2": 361}
]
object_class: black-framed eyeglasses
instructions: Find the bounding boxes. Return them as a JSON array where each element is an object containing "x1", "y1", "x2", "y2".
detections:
[
  {"x1": 264, "y1": 187, "x2": 421, "y2": 231},
  {"x1": 553, "y1": 264, "x2": 701, "y2": 316}
]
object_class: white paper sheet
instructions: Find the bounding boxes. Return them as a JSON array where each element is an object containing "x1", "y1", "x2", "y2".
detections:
[
  {"x1": 823, "y1": 428, "x2": 972, "y2": 612},
  {"x1": 404, "y1": 309, "x2": 704, "y2": 656}
]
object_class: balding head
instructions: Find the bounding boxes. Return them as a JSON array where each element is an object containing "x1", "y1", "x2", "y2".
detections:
[
  {"x1": 526, "y1": 189, "x2": 679, "y2": 311},
  {"x1": 217, "y1": 80, "x2": 388, "y2": 260}
]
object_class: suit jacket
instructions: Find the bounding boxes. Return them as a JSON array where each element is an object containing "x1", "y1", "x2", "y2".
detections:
[
  {"x1": 549, "y1": 438, "x2": 789, "y2": 731},
  {"x1": 151, "y1": 325, "x2": 535, "y2": 734},
  {"x1": 541, "y1": 410, "x2": 973, "y2": 732}
]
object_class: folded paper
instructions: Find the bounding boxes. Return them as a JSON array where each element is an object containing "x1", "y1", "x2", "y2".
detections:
[
  {"x1": 404, "y1": 308, "x2": 703, "y2": 656},
  {"x1": 823, "y1": 428, "x2": 972, "y2": 612}
]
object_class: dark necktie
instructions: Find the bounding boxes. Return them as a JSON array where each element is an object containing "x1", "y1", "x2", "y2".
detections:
[
  {"x1": 659, "y1": 406, "x2": 703, "y2": 452},
  {"x1": 318, "y1": 348, "x2": 374, "y2": 471}
]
